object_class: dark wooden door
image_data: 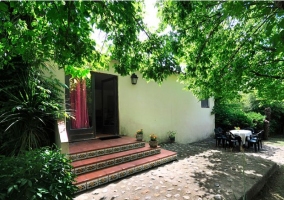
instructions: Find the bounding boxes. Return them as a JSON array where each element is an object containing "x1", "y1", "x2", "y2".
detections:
[{"x1": 101, "y1": 77, "x2": 118, "y2": 135}]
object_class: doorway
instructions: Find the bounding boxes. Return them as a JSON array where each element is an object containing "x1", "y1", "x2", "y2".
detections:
[
  {"x1": 94, "y1": 72, "x2": 118, "y2": 137},
  {"x1": 66, "y1": 72, "x2": 119, "y2": 142}
]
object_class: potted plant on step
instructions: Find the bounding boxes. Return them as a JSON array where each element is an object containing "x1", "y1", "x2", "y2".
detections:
[
  {"x1": 167, "y1": 131, "x2": 177, "y2": 143},
  {"x1": 136, "y1": 129, "x2": 143, "y2": 141},
  {"x1": 149, "y1": 133, "x2": 158, "y2": 148}
]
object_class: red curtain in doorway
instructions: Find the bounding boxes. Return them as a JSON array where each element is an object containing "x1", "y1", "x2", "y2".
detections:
[{"x1": 70, "y1": 78, "x2": 89, "y2": 129}]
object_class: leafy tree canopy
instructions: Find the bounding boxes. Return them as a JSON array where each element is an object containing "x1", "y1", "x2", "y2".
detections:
[
  {"x1": 157, "y1": 1, "x2": 284, "y2": 100},
  {"x1": 0, "y1": 1, "x2": 177, "y2": 82},
  {"x1": 1, "y1": 1, "x2": 284, "y2": 101}
]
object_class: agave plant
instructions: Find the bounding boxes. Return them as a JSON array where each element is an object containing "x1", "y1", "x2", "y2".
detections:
[{"x1": 0, "y1": 64, "x2": 66, "y2": 156}]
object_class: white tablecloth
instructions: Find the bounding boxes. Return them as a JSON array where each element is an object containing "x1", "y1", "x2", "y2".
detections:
[{"x1": 230, "y1": 130, "x2": 252, "y2": 144}]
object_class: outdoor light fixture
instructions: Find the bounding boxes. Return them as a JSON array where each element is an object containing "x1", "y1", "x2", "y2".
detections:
[{"x1": 131, "y1": 73, "x2": 138, "y2": 85}]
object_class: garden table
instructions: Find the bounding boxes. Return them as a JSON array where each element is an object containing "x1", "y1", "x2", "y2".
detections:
[{"x1": 230, "y1": 130, "x2": 252, "y2": 145}]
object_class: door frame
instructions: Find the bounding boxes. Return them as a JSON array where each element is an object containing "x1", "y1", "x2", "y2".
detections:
[
  {"x1": 65, "y1": 72, "x2": 119, "y2": 141},
  {"x1": 65, "y1": 74, "x2": 96, "y2": 140}
]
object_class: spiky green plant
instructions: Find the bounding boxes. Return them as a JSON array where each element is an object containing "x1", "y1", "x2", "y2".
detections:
[{"x1": 0, "y1": 64, "x2": 66, "y2": 156}]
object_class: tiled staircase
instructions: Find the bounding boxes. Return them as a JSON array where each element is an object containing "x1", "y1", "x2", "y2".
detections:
[{"x1": 69, "y1": 136, "x2": 177, "y2": 193}]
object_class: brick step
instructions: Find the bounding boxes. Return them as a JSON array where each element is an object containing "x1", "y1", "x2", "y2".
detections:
[
  {"x1": 69, "y1": 139, "x2": 145, "y2": 161},
  {"x1": 72, "y1": 145, "x2": 161, "y2": 175},
  {"x1": 74, "y1": 149, "x2": 177, "y2": 193}
]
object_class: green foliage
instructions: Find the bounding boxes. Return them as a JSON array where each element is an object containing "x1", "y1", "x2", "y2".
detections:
[
  {"x1": 260, "y1": 103, "x2": 284, "y2": 135},
  {"x1": 245, "y1": 112, "x2": 264, "y2": 132},
  {"x1": 0, "y1": 1, "x2": 148, "y2": 77},
  {"x1": 1, "y1": 0, "x2": 284, "y2": 105},
  {"x1": 0, "y1": 147, "x2": 77, "y2": 200},
  {"x1": 240, "y1": 92, "x2": 261, "y2": 112},
  {"x1": 0, "y1": 64, "x2": 66, "y2": 156},
  {"x1": 1, "y1": 1, "x2": 96, "y2": 68},
  {"x1": 212, "y1": 100, "x2": 264, "y2": 131},
  {"x1": 0, "y1": 1, "x2": 183, "y2": 87},
  {"x1": 241, "y1": 93, "x2": 284, "y2": 135},
  {"x1": 167, "y1": 130, "x2": 177, "y2": 138},
  {"x1": 158, "y1": 1, "x2": 284, "y2": 100},
  {"x1": 213, "y1": 92, "x2": 284, "y2": 135}
]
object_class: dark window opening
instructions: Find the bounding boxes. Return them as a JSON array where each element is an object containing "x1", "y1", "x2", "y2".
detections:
[{"x1": 201, "y1": 99, "x2": 209, "y2": 108}]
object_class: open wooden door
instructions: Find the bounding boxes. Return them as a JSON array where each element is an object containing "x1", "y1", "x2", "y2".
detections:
[
  {"x1": 65, "y1": 75, "x2": 96, "y2": 142},
  {"x1": 92, "y1": 72, "x2": 119, "y2": 138},
  {"x1": 66, "y1": 72, "x2": 118, "y2": 141},
  {"x1": 101, "y1": 76, "x2": 118, "y2": 135}
]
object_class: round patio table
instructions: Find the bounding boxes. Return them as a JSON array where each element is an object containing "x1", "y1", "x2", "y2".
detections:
[{"x1": 230, "y1": 130, "x2": 252, "y2": 145}]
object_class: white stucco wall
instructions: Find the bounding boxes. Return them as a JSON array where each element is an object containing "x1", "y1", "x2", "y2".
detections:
[
  {"x1": 117, "y1": 71, "x2": 215, "y2": 144},
  {"x1": 46, "y1": 65, "x2": 68, "y2": 149},
  {"x1": 53, "y1": 66, "x2": 215, "y2": 145}
]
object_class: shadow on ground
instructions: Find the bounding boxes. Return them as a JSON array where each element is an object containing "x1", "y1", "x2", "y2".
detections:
[
  {"x1": 159, "y1": 137, "x2": 283, "y2": 200},
  {"x1": 253, "y1": 136, "x2": 284, "y2": 200},
  {"x1": 74, "y1": 136, "x2": 284, "y2": 200}
]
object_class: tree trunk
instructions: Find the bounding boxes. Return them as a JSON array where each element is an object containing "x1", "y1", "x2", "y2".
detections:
[{"x1": 263, "y1": 107, "x2": 271, "y2": 140}]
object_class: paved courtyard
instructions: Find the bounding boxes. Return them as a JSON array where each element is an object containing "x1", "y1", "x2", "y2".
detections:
[{"x1": 74, "y1": 137, "x2": 283, "y2": 200}]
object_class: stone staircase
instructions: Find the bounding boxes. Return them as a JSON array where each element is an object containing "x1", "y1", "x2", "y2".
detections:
[{"x1": 69, "y1": 136, "x2": 177, "y2": 193}]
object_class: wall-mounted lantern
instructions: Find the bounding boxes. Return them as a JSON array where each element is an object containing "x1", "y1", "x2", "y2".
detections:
[{"x1": 131, "y1": 73, "x2": 138, "y2": 85}]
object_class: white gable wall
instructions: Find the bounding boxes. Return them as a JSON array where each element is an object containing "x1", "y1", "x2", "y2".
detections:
[{"x1": 117, "y1": 71, "x2": 214, "y2": 144}]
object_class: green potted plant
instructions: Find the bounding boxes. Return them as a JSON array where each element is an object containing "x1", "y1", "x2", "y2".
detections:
[
  {"x1": 167, "y1": 131, "x2": 177, "y2": 143},
  {"x1": 149, "y1": 133, "x2": 158, "y2": 148},
  {"x1": 136, "y1": 129, "x2": 143, "y2": 141}
]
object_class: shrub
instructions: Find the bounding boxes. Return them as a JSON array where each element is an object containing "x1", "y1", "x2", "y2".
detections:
[
  {"x1": 248, "y1": 102, "x2": 284, "y2": 136},
  {"x1": 263, "y1": 103, "x2": 284, "y2": 135},
  {"x1": 241, "y1": 92, "x2": 284, "y2": 135},
  {"x1": 216, "y1": 93, "x2": 284, "y2": 135},
  {"x1": 212, "y1": 101, "x2": 264, "y2": 131},
  {"x1": 212, "y1": 102, "x2": 251, "y2": 130},
  {"x1": 0, "y1": 64, "x2": 66, "y2": 156},
  {"x1": 245, "y1": 112, "x2": 264, "y2": 132},
  {"x1": 0, "y1": 147, "x2": 77, "y2": 200}
]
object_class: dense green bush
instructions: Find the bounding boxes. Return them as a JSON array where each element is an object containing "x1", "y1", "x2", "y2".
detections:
[
  {"x1": 242, "y1": 93, "x2": 284, "y2": 135},
  {"x1": 214, "y1": 93, "x2": 284, "y2": 136},
  {"x1": 0, "y1": 147, "x2": 77, "y2": 200},
  {"x1": 245, "y1": 112, "x2": 265, "y2": 132},
  {"x1": 260, "y1": 103, "x2": 284, "y2": 135},
  {"x1": 212, "y1": 101, "x2": 264, "y2": 131},
  {"x1": 0, "y1": 64, "x2": 66, "y2": 155}
]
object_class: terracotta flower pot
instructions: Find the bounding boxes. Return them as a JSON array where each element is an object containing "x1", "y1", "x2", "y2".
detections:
[
  {"x1": 149, "y1": 140, "x2": 158, "y2": 148},
  {"x1": 136, "y1": 134, "x2": 143, "y2": 141}
]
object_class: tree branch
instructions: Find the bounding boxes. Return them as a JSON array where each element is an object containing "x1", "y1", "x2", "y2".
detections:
[
  {"x1": 132, "y1": 14, "x2": 151, "y2": 40},
  {"x1": 184, "y1": 12, "x2": 222, "y2": 30},
  {"x1": 97, "y1": 1, "x2": 151, "y2": 40},
  {"x1": 221, "y1": 9, "x2": 278, "y2": 75},
  {"x1": 228, "y1": 10, "x2": 277, "y2": 63},
  {"x1": 258, "y1": 59, "x2": 284, "y2": 65},
  {"x1": 250, "y1": 70, "x2": 284, "y2": 80},
  {"x1": 260, "y1": 46, "x2": 277, "y2": 52},
  {"x1": 196, "y1": 14, "x2": 222, "y2": 63}
]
